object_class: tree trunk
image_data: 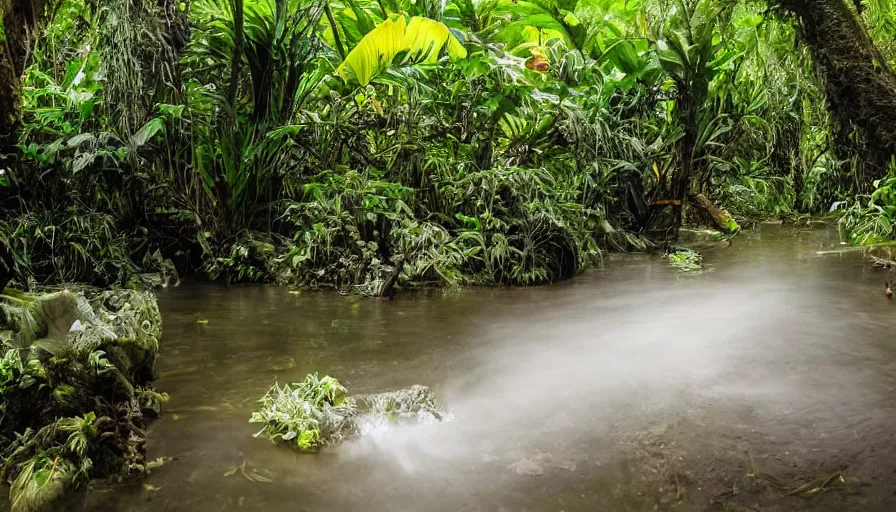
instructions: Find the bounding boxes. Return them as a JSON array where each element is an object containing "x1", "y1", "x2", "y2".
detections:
[
  {"x1": 379, "y1": 255, "x2": 408, "y2": 299},
  {"x1": 670, "y1": 127, "x2": 696, "y2": 232},
  {"x1": 779, "y1": 0, "x2": 896, "y2": 172},
  {"x1": 644, "y1": 126, "x2": 696, "y2": 238},
  {"x1": 792, "y1": 163, "x2": 805, "y2": 211},
  {"x1": 0, "y1": 0, "x2": 45, "y2": 146}
]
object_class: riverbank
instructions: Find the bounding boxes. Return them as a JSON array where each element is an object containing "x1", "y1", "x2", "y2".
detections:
[{"x1": 0, "y1": 288, "x2": 164, "y2": 511}]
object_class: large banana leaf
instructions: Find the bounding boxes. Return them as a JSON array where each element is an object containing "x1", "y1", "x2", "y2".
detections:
[
  {"x1": 403, "y1": 16, "x2": 465, "y2": 61},
  {"x1": 336, "y1": 16, "x2": 467, "y2": 85}
]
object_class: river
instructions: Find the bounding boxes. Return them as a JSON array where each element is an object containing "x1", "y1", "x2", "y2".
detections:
[{"x1": 61, "y1": 225, "x2": 896, "y2": 511}]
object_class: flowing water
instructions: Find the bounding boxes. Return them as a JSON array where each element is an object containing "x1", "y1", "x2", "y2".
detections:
[{"x1": 65, "y1": 225, "x2": 896, "y2": 511}]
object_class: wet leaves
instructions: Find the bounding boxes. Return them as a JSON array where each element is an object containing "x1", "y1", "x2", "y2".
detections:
[
  {"x1": 224, "y1": 454, "x2": 275, "y2": 484},
  {"x1": 250, "y1": 374, "x2": 353, "y2": 451},
  {"x1": 752, "y1": 468, "x2": 866, "y2": 498},
  {"x1": 666, "y1": 249, "x2": 704, "y2": 272},
  {"x1": 146, "y1": 457, "x2": 173, "y2": 471}
]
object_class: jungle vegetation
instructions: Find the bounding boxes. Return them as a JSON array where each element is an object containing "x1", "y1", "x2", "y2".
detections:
[
  {"x1": 1, "y1": 0, "x2": 896, "y2": 294},
  {"x1": 0, "y1": 288, "x2": 166, "y2": 511},
  {"x1": 250, "y1": 374, "x2": 445, "y2": 451}
]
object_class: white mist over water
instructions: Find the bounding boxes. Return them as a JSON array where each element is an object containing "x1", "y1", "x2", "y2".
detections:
[{"x1": 340, "y1": 276, "x2": 791, "y2": 477}]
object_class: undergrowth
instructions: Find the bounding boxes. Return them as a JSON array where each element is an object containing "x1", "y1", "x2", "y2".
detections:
[
  {"x1": 1, "y1": 0, "x2": 851, "y2": 295},
  {"x1": 839, "y1": 158, "x2": 896, "y2": 245},
  {"x1": 0, "y1": 288, "x2": 165, "y2": 511},
  {"x1": 250, "y1": 373, "x2": 446, "y2": 451}
]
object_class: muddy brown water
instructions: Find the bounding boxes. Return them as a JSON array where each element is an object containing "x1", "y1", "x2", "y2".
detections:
[{"x1": 57, "y1": 225, "x2": 896, "y2": 511}]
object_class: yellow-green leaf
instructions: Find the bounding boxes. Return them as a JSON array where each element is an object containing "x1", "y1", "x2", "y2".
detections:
[
  {"x1": 337, "y1": 17, "x2": 407, "y2": 85},
  {"x1": 336, "y1": 16, "x2": 467, "y2": 85},
  {"x1": 403, "y1": 17, "x2": 450, "y2": 62},
  {"x1": 445, "y1": 32, "x2": 468, "y2": 59},
  {"x1": 562, "y1": 11, "x2": 580, "y2": 27}
]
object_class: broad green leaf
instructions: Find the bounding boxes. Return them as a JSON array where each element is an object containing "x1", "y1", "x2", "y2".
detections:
[
  {"x1": 403, "y1": 17, "x2": 452, "y2": 62},
  {"x1": 337, "y1": 16, "x2": 467, "y2": 85},
  {"x1": 345, "y1": 0, "x2": 377, "y2": 35},
  {"x1": 131, "y1": 118, "x2": 166, "y2": 147},
  {"x1": 561, "y1": 11, "x2": 580, "y2": 27},
  {"x1": 337, "y1": 17, "x2": 407, "y2": 85}
]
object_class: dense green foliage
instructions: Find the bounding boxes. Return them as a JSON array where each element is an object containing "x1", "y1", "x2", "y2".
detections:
[
  {"x1": 251, "y1": 374, "x2": 355, "y2": 450},
  {"x1": 2, "y1": 0, "x2": 896, "y2": 292},
  {"x1": 0, "y1": 289, "x2": 165, "y2": 511},
  {"x1": 251, "y1": 373, "x2": 446, "y2": 451},
  {"x1": 666, "y1": 248, "x2": 703, "y2": 271}
]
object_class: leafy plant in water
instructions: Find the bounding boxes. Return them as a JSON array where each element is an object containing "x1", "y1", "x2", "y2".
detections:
[
  {"x1": 250, "y1": 373, "x2": 448, "y2": 450},
  {"x1": 666, "y1": 248, "x2": 703, "y2": 271},
  {"x1": 9, "y1": 455, "x2": 75, "y2": 512},
  {"x1": 250, "y1": 374, "x2": 356, "y2": 451}
]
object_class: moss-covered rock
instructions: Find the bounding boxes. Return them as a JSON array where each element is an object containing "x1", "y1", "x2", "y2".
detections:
[{"x1": 0, "y1": 287, "x2": 164, "y2": 512}]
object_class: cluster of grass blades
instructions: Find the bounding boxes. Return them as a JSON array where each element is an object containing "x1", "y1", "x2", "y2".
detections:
[{"x1": 746, "y1": 454, "x2": 866, "y2": 498}]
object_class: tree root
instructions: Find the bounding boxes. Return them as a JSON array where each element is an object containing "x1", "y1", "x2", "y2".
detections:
[{"x1": 687, "y1": 192, "x2": 740, "y2": 234}]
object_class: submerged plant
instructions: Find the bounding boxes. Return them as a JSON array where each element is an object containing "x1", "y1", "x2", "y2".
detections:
[
  {"x1": 665, "y1": 249, "x2": 704, "y2": 271},
  {"x1": 250, "y1": 373, "x2": 447, "y2": 450},
  {"x1": 352, "y1": 384, "x2": 447, "y2": 432},
  {"x1": 250, "y1": 374, "x2": 356, "y2": 451}
]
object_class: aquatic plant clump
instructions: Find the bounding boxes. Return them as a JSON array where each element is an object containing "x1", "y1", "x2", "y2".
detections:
[
  {"x1": 251, "y1": 375, "x2": 447, "y2": 451},
  {"x1": 250, "y1": 374, "x2": 357, "y2": 451},
  {"x1": 0, "y1": 288, "x2": 165, "y2": 512},
  {"x1": 666, "y1": 249, "x2": 704, "y2": 272}
]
